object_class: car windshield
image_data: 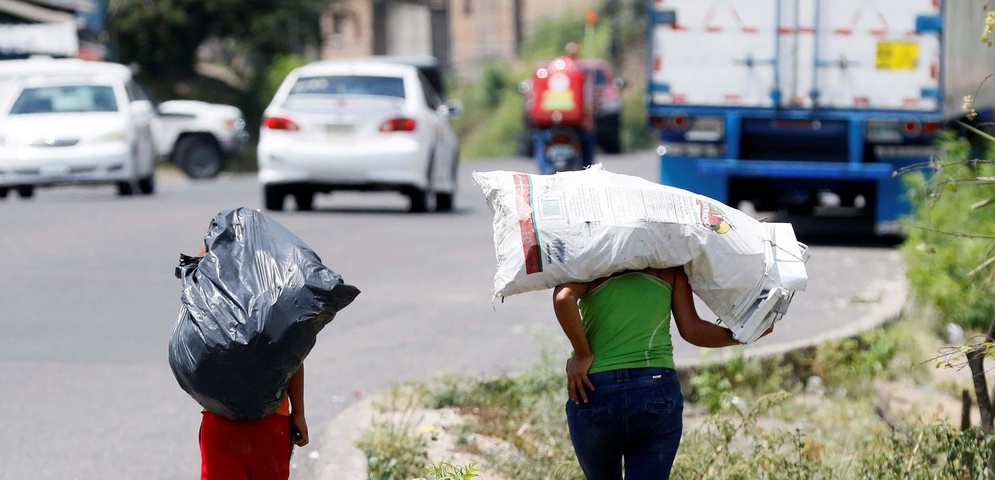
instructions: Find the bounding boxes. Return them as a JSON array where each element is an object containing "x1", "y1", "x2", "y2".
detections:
[
  {"x1": 9, "y1": 85, "x2": 118, "y2": 114},
  {"x1": 289, "y1": 75, "x2": 406, "y2": 99}
]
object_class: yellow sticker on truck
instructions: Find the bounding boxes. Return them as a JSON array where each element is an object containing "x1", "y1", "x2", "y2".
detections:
[{"x1": 876, "y1": 41, "x2": 919, "y2": 70}]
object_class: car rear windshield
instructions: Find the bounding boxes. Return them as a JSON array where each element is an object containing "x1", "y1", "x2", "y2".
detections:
[
  {"x1": 289, "y1": 75, "x2": 406, "y2": 99},
  {"x1": 9, "y1": 85, "x2": 118, "y2": 114}
]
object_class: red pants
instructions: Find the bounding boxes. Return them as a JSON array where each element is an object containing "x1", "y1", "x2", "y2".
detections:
[{"x1": 199, "y1": 411, "x2": 292, "y2": 480}]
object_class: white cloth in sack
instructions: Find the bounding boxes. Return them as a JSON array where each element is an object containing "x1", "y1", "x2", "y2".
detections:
[{"x1": 472, "y1": 164, "x2": 810, "y2": 343}]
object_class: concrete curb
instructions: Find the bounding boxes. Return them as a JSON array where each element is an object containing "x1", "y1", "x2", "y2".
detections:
[
  {"x1": 312, "y1": 397, "x2": 375, "y2": 480},
  {"x1": 316, "y1": 279, "x2": 909, "y2": 479},
  {"x1": 675, "y1": 278, "x2": 909, "y2": 368}
]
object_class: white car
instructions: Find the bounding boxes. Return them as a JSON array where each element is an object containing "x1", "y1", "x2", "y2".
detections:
[
  {"x1": 0, "y1": 58, "x2": 157, "y2": 197},
  {"x1": 155, "y1": 99, "x2": 248, "y2": 179},
  {"x1": 257, "y1": 57, "x2": 462, "y2": 212}
]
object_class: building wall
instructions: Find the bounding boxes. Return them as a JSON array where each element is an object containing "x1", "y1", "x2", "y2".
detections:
[{"x1": 320, "y1": 0, "x2": 601, "y2": 77}]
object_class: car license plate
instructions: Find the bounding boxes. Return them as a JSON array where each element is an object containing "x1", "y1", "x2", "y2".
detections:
[
  {"x1": 325, "y1": 124, "x2": 353, "y2": 136},
  {"x1": 39, "y1": 164, "x2": 70, "y2": 176}
]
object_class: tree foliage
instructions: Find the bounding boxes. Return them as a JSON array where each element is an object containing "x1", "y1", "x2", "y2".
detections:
[
  {"x1": 106, "y1": 0, "x2": 327, "y2": 76},
  {"x1": 900, "y1": 132, "x2": 995, "y2": 331}
]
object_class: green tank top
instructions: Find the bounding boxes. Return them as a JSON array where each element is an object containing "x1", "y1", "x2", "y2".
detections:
[{"x1": 578, "y1": 272, "x2": 675, "y2": 373}]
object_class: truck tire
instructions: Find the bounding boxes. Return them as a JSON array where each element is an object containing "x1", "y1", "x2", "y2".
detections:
[
  {"x1": 175, "y1": 135, "x2": 224, "y2": 179},
  {"x1": 16, "y1": 186, "x2": 34, "y2": 198},
  {"x1": 264, "y1": 185, "x2": 285, "y2": 211}
]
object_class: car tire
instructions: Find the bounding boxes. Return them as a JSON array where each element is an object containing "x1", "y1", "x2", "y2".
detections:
[
  {"x1": 138, "y1": 175, "x2": 155, "y2": 195},
  {"x1": 264, "y1": 185, "x2": 285, "y2": 211},
  {"x1": 0, "y1": 188, "x2": 7, "y2": 199},
  {"x1": 16, "y1": 186, "x2": 34, "y2": 199},
  {"x1": 596, "y1": 114, "x2": 622, "y2": 154},
  {"x1": 599, "y1": 132, "x2": 621, "y2": 154},
  {"x1": 436, "y1": 192, "x2": 454, "y2": 211},
  {"x1": 175, "y1": 135, "x2": 224, "y2": 180},
  {"x1": 408, "y1": 187, "x2": 436, "y2": 213},
  {"x1": 435, "y1": 157, "x2": 458, "y2": 212},
  {"x1": 117, "y1": 181, "x2": 135, "y2": 196},
  {"x1": 294, "y1": 190, "x2": 314, "y2": 211}
]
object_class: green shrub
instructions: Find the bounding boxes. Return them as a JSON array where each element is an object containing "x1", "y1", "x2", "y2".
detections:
[
  {"x1": 356, "y1": 416, "x2": 430, "y2": 480},
  {"x1": 901, "y1": 132, "x2": 995, "y2": 331}
]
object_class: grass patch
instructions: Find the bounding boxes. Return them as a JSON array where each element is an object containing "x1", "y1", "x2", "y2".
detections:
[{"x1": 357, "y1": 307, "x2": 995, "y2": 479}]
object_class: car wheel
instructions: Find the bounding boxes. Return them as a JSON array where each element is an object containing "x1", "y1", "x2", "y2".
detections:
[
  {"x1": 264, "y1": 185, "x2": 285, "y2": 211},
  {"x1": 435, "y1": 157, "x2": 458, "y2": 212},
  {"x1": 598, "y1": 132, "x2": 621, "y2": 154},
  {"x1": 408, "y1": 188, "x2": 435, "y2": 213},
  {"x1": 117, "y1": 181, "x2": 135, "y2": 196},
  {"x1": 138, "y1": 175, "x2": 155, "y2": 195},
  {"x1": 175, "y1": 135, "x2": 224, "y2": 180},
  {"x1": 596, "y1": 114, "x2": 622, "y2": 154},
  {"x1": 294, "y1": 190, "x2": 314, "y2": 211},
  {"x1": 0, "y1": 188, "x2": 7, "y2": 199},
  {"x1": 16, "y1": 186, "x2": 34, "y2": 199}
]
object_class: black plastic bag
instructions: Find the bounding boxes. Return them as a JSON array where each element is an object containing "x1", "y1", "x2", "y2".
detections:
[{"x1": 169, "y1": 207, "x2": 360, "y2": 420}]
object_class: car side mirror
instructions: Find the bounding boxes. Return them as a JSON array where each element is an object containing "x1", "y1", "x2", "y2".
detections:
[
  {"x1": 518, "y1": 80, "x2": 531, "y2": 95},
  {"x1": 131, "y1": 99, "x2": 154, "y2": 114},
  {"x1": 614, "y1": 77, "x2": 627, "y2": 90},
  {"x1": 439, "y1": 100, "x2": 464, "y2": 119}
]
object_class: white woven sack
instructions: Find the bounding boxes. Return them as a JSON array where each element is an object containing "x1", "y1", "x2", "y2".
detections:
[{"x1": 473, "y1": 165, "x2": 809, "y2": 343}]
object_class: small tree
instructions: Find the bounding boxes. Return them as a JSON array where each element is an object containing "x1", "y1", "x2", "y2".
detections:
[{"x1": 901, "y1": 129, "x2": 995, "y2": 436}]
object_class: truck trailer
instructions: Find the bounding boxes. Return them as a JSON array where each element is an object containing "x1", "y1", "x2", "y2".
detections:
[{"x1": 646, "y1": 0, "x2": 995, "y2": 235}]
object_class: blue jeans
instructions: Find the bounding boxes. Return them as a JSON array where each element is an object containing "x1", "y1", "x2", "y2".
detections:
[{"x1": 566, "y1": 367, "x2": 684, "y2": 480}]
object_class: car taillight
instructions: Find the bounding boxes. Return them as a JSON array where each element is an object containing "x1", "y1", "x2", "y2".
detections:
[
  {"x1": 379, "y1": 118, "x2": 417, "y2": 132},
  {"x1": 263, "y1": 116, "x2": 300, "y2": 131}
]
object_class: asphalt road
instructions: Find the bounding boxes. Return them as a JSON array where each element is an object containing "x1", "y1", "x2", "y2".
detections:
[{"x1": 0, "y1": 151, "x2": 905, "y2": 479}]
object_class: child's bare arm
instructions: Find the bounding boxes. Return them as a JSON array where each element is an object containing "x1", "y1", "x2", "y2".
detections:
[{"x1": 288, "y1": 364, "x2": 308, "y2": 446}]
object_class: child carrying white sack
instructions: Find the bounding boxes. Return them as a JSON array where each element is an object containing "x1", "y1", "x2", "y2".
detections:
[{"x1": 473, "y1": 164, "x2": 809, "y2": 344}]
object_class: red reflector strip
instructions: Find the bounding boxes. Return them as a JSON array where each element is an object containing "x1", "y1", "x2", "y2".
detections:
[
  {"x1": 797, "y1": 27, "x2": 815, "y2": 34},
  {"x1": 513, "y1": 174, "x2": 542, "y2": 274},
  {"x1": 654, "y1": 56, "x2": 662, "y2": 72},
  {"x1": 870, "y1": 29, "x2": 887, "y2": 36},
  {"x1": 671, "y1": 93, "x2": 688, "y2": 104},
  {"x1": 930, "y1": 64, "x2": 938, "y2": 79},
  {"x1": 742, "y1": 27, "x2": 758, "y2": 34},
  {"x1": 903, "y1": 98, "x2": 920, "y2": 107},
  {"x1": 834, "y1": 28, "x2": 852, "y2": 35},
  {"x1": 724, "y1": 94, "x2": 741, "y2": 103},
  {"x1": 706, "y1": 26, "x2": 722, "y2": 33},
  {"x1": 854, "y1": 97, "x2": 870, "y2": 107}
]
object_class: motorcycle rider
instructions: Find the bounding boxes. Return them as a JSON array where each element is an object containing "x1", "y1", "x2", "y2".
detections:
[{"x1": 531, "y1": 42, "x2": 596, "y2": 174}]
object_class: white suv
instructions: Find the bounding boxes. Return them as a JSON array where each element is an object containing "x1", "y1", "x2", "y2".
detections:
[
  {"x1": 155, "y1": 99, "x2": 248, "y2": 179},
  {"x1": 257, "y1": 57, "x2": 462, "y2": 212}
]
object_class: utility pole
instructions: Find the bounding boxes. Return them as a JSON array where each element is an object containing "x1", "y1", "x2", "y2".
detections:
[
  {"x1": 429, "y1": 0, "x2": 451, "y2": 69},
  {"x1": 372, "y1": 0, "x2": 390, "y2": 55}
]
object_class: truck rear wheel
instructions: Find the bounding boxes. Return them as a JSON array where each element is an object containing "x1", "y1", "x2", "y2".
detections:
[{"x1": 176, "y1": 136, "x2": 224, "y2": 179}]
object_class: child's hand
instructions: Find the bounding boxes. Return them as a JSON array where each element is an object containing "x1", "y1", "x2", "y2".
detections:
[{"x1": 290, "y1": 411, "x2": 309, "y2": 447}]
